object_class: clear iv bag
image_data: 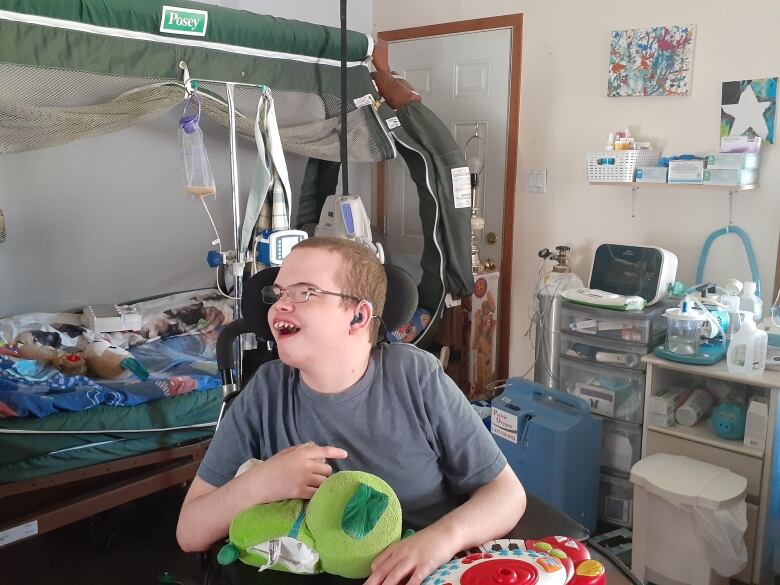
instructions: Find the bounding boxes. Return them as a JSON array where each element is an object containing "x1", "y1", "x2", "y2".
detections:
[{"x1": 179, "y1": 94, "x2": 216, "y2": 197}]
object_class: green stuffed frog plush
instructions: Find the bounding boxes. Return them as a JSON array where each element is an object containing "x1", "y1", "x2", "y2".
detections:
[{"x1": 217, "y1": 468, "x2": 402, "y2": 579}]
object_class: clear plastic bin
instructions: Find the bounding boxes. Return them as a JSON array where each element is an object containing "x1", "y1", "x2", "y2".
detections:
[
  {"x1": 559, "y1": 357, "x2": 645, "y2": 423},
  {"x1": 601, "y1": 419, "x2": 642, "y2": 476},
  {"x1": 560, "y1": 332, "x2": 647, "y2": 371},
  {"x1": 600, "y1": 473, "x2": 634, "y2": 527},
  {"x1": 559, "y1": 300, "x2": 669, "y2": 347}
]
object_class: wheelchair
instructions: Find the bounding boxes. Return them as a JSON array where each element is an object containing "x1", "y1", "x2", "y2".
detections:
[{"x1": 162, "y1": 265, "x2": 595, "y2": 585}]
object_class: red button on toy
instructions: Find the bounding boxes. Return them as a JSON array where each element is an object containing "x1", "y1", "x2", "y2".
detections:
[{"x1": 461, "y1": 559, "x2": 538, "y2": 585}]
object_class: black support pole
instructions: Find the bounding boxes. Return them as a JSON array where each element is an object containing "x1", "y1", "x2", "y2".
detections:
[{"x1": 340, "y1": 0, "x2": 349, "y2": 196}]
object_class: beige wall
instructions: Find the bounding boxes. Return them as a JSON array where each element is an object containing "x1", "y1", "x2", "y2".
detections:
[{"x1": 374, "y1": 0, "x2": 780, "y2": 378}]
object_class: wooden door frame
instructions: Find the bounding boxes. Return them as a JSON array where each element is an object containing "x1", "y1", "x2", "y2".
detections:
[{"x1": 376, "y1": 14, "x2": 523, "y2": 381}]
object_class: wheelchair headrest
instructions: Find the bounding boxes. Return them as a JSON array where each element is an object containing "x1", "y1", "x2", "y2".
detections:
[{"x1": 240, "y1": 264, "x2": 418, "y2": 342}]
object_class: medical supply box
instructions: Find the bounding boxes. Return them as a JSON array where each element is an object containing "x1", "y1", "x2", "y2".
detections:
[
  {"x1": 706, "y1": 152, "x2": 760, "y2": 170},
  {"x1": 82, "y1": 304, "x2": 142, "y2": 333},
  {"x1": 634, "y1": 166, "x2": 668, "y2": 183},
  {"x1": 703, "y1": 168, "x2": 759, "y2": 187},
  {"x1": 668, "y1": 159, "x2": 705, "y2": 184},
  {"x1": 491, "y1": 377, "x2": 602, "y2": 532}
]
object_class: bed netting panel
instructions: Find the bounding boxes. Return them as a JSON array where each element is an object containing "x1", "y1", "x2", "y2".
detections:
[{"x1": 0, "y1": 0, "x2": 395, "y2": 161}]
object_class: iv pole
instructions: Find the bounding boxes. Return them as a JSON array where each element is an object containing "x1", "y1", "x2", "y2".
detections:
[
  {"x1": 180, "y1": 63, "x2": 268, "y2": 383},
  {"x1": 180, "y1": 0, "x2": 353, "y2": 380}
]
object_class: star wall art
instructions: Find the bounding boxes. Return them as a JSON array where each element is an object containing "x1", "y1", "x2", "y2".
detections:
[{"x1": 721, "y1": 78, "x2": 777, "y2": 144}]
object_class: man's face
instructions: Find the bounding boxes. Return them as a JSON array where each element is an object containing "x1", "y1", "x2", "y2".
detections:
[{"x1": 267, "y1": 248, "x2": 355, "y2": 368}]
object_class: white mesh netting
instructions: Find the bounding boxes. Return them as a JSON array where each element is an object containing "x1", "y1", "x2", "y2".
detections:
[{"x1": 0, "y1": 63, "x2": 389, "y2": 162}]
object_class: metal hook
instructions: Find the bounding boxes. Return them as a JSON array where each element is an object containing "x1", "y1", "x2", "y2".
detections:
[
  {"x1": 179, "y1": 61, "x2": 197, "y2": 96},
  {"x1": 727, "y1": 190, "x2": 736, "y2": 233}
]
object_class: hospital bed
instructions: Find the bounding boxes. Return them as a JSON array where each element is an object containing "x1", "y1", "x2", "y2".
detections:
[
  {"x1": 0, "y1": 290, "x2": 229, "y2": 546},
  {"x1": 0, "y1": 0, "x2": 474, "y2": 549}
]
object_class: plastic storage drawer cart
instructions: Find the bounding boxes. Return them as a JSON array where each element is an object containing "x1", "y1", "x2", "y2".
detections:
[
  {"x1": 491, "y1": 377, "x2": 602, "y2": 532},
  {"x1": 558, "y1": 299, "x2": 671, "y2": 528},
  {"x1": 631, "y1": 454, "x2": 749, "y2": 585}
]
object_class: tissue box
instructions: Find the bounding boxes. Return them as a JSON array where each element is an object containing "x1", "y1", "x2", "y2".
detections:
[
  {"x1": 667, "y1": 159, "x2": 704, "y2": 184},
  {"x1": 706, "y1": 152, "x2": 760, "y2": 170},
  {"x1": 635, "y1": 166, "x2": 668, "y2": 183},
  {"x1": 720, "y1": 135, "x2": 762, "y2": 153},
  {"x1": 703, "y1": 168, "x2": 759, "y2": 187}
]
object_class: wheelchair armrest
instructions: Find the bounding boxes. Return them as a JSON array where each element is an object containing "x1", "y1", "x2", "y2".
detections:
[
  {"x1": 504, "y1": 493, "x2": 589, "y2": 542},
  {"x1": 216, "y1": 319, "x2": 252, "y2": 374}
]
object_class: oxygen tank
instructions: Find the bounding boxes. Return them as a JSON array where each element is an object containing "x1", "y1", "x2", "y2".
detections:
[{"x1": 533, "y1": 246, "x2": 583, "y2": 389}]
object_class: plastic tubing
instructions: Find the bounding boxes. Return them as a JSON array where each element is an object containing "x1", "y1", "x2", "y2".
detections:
[{"x1": 696, "y1": 226, "x2": 761, "y2": 297}]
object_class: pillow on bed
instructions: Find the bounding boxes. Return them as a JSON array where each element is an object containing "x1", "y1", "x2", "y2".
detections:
[{"x1": 0, "y1": 289, "x2": 233, "y2": 351}]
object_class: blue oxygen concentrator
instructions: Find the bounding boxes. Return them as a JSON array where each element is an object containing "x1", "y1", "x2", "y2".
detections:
[{"x1": 490, "y1": 378, "x2": 602, "y2": 532}]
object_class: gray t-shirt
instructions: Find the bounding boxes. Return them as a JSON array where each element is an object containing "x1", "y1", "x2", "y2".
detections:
[{"x1": 197, "y1": 343, "x2": 506, "y2": 529}]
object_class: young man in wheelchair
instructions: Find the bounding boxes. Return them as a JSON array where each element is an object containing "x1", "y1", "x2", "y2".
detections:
[{"x1": 177, "y1": 236, "x2": 526, "y2": 585}]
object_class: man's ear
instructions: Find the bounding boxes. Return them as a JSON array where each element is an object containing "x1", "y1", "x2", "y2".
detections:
[{"x1": 349, "y1": 301, "x2": 374, "y2": 332}]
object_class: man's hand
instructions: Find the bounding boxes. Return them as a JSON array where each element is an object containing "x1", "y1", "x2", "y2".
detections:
[
  {"x1": 363, "y1": 466, "x2": 525, "y2": 585},
  {"x1": 245, "y1": 443, "x2": 348, "y2": 504},
  {"x1": 364, "y1": 526, "x2": 457, "y2": 585}
]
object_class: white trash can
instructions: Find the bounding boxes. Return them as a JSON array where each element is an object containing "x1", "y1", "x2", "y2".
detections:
[{"x1": 630, "y1": 454, "x2": 748, "y2": 585}]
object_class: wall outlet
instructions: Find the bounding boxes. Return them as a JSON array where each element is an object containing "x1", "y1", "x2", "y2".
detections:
[{"x1": 526, "y1": 168, "x2": 547, "y2": 193}]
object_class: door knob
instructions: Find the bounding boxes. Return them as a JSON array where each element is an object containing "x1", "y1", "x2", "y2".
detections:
[{"x1": 486, "y1": 232, "x2": 498, "y2": 244}]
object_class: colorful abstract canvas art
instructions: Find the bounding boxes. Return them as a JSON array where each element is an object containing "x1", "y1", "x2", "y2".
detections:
[
  {"x1": 721, "y1": 78, "x2": 777, "y2": 144},
  {"x1": 608, "y1": 25, "x2": 696, "y2": 97}
]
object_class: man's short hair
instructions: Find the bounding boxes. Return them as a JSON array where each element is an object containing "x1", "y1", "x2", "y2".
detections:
[{"x1": 292, "y1": 237, "x2": 387, "y2": 343}]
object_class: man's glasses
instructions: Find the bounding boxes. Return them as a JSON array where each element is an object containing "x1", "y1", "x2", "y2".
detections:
[{"x1": 261, "y1": 283, "x2": 361, "y2": 305}]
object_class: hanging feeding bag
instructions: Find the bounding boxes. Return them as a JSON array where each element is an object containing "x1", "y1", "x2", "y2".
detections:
[{"x1": 179, "y1": 93, "x2": 216, "y2": 197}]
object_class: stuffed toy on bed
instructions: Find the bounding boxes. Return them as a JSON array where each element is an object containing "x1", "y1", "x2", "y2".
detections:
[{"x1": 217, "y1": 467, "x2": 402, "y2": 578}]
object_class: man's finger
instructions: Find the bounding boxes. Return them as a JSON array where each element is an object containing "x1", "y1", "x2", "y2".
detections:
[
  {"x1": 406, "y1": 570, "x2": 429, "y2": 585},
  {"x1": 306, "y1": 473, "x2": 330, "y2": 488},
  {"x1": 373, "y1": 551, "x2": 406, "y2": 585},
  {"x1": 305, "y1": 445, "x2": 348, "y2": 460},
  {"x1": 370, "y1": 546, "x2": 395, "y2": 574},
  {"x1": 310, "y1": 462, "x2": 333, "y2": 477},
  {"x1": 380, "y1": 560, "x2": 415, "y2": 585},
  {"x1": 366, "y1": 549, "x2": 395, "y2": 585},
  {"x1": 299, "y1": 486, "x2": 317, "y2": 499}
]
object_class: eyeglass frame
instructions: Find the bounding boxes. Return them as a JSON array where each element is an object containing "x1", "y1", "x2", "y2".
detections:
[{"x1": 261, "y1": 283, "x2": 363, "y2": 305}]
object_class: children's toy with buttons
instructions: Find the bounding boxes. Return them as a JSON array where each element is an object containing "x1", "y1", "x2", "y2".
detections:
[{"x1": 423, "y1": 536, "x2": 605, "y2": 585}]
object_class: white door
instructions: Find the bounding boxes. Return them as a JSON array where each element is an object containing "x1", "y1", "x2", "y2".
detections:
[{"x1": 384, "y1": 29, "x2": 511, "y2": 282}]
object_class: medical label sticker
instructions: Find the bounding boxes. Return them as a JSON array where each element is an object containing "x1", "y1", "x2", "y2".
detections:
[
  {"x1": 353, "y1": 94, "x2": 375, "y2": 108},
  {"x1": 491, "y1": 407, "x2": 518, "y2": 443},
  {"x1": 160, "y1": 6, "x2": 209, "y2": 36},
  {"x1": 385, "y1": 117, "x2": 401, "y2": 130},
  {"x1": 0, "y1": 520, "x2": 38, "y2": 547},
  {"x1": 451, "y1": 167, "x2": 471, "y2": 208}
]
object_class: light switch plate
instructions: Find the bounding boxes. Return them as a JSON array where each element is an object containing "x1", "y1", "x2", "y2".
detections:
[{"x1": 526, "y1": 168, "x2": 547, "y2": 193}]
